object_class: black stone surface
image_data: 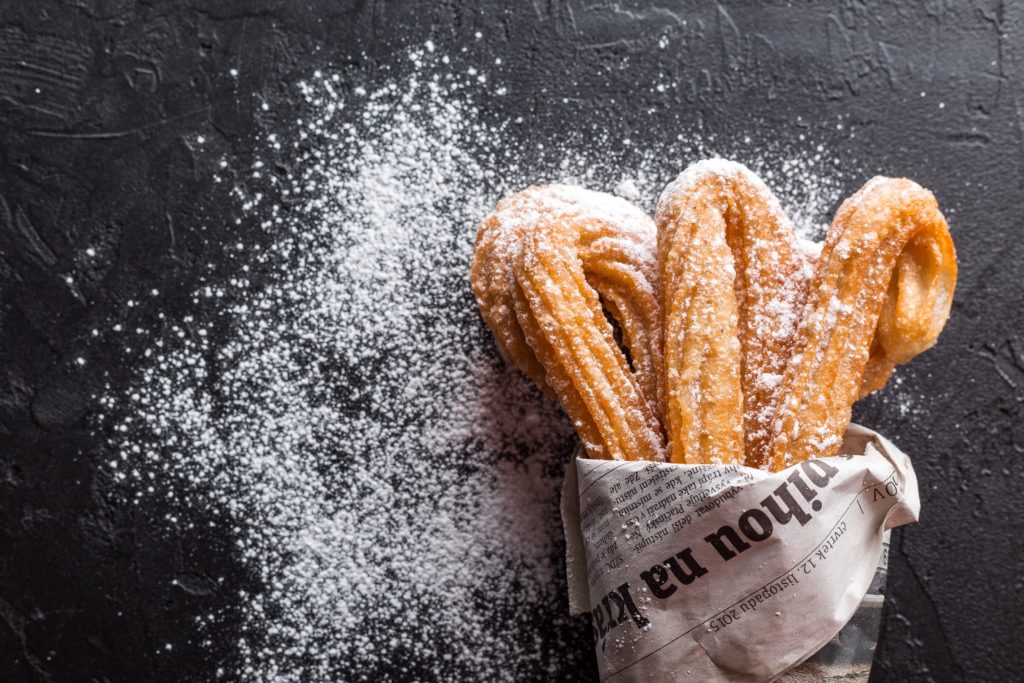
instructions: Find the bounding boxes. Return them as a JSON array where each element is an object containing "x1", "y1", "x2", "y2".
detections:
[{"x1": 1, "y1": 2, "x2": 1022, "y2": 681}]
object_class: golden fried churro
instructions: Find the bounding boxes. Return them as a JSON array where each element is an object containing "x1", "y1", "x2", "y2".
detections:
[
  {"x1": 859, "y1": 340, "x2": 896, "y2": 398},
  {"x1": 472, "y1": 163, "x2": 956, "y2": 471},
  {"x1": 656, "y1": 160, "x2": 813, "y2": 465},
  {"x1": 767, "y1": 177, "x2": 957, "y2": 470},
  {"x1": 514, "y1": 218, "x2": 664, "y2": 460},
  {"x1": 472, "y1": 190, "x2": 558, "y2": 393},
  {"x1": 471, "y1": 185, "x2": 664, "y2": 460}
]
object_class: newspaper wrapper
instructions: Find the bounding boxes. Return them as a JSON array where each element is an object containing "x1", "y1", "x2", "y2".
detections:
[{"x1": 561, "y1": 424, "x2": 918, "y2": 682}]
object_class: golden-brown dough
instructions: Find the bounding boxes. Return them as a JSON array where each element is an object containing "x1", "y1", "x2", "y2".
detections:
[
  {"x1": 471, "y1": 165, "x2": 957, "y2": 471},
  {"x1": 767, "y1": 177, "x2": 957, "y2": 470},
  {"x1": 514, "y1": 218, "x2": 664, "y2": 460},
  {"x1": 471, "y1": 192, "x2": 556, "y2": 394},
  {"x1": 859, "y1": 340, "x2": 896, "y2": 398},
  {"x1": 655, "y1": 160, "x2": 812, "y2": 465},
  {"x1": 471, "y1": 185, "x2": 664, "y2": 460}
]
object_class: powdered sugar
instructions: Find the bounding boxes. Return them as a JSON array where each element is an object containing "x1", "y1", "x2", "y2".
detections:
[
  {"x1": 489, "y1": 184, "x2": 656, "y2": 246},
  {"x1": 99, "y1": 46, "x2": 852, "y2": 681},
  {"x1": 614, "y1": 178, "x2": 642, "y2": 202}
]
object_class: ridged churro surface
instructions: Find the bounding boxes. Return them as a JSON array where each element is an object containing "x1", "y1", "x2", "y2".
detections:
[
  {"x1": 767, "y1": 177, "x2": 956, "y2": 470},
  {"x1": 656, "y1": 160, "x2": 813, "y2": 465},
  {"x1": 471, "y1": 185, "x2": 664, "y2": 460},
  {"x1": 471, "y1": 164, "x2": 956, "y2": 471}
]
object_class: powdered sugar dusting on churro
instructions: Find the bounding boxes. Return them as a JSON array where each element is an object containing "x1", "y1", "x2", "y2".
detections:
[
  {"x1": 485, "y1": 185, "x2": 658, "y2": 264},
  {"x1": 97, "y1": 45, "x2": 854, "y2": 681},
  {"x1": 656, "y1": 159, "x2": 823, "y2": 467},
  {"x1": 488, "y1": 185, "x2": 667, "y2": 461}
]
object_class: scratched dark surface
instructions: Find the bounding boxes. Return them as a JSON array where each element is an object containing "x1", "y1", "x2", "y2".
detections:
[{"x1": 1, "y1": 2, "x2": 1022, "y2": 682}]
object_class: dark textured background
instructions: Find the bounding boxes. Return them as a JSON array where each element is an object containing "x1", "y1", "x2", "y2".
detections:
[{"x1": 1, "y1": 2, "x2": 1022, "y2": 681}]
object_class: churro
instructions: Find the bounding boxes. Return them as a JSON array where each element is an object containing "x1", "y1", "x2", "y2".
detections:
[
  {"x1": 471, "y1": 185, "x2": 664, "y2": 460},
  {"x1": 655, "y1": 160, "x2": 813, "y2": 465},
  {"x1": 471, "y1": 164, "x2": 956, "y2": 473},
  {"x1": 766, "y1": 177, "x2": 957, "y2": 470}
]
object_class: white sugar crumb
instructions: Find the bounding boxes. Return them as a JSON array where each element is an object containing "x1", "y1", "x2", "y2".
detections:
[
  {"x1": 876, "y1": 371, "x2": 921, "y2": 419},
  {"x1": 797, "y1": 238, "x2": 823, "y2": 260},
  {"x1": 98, "y1": 47, "x2": 855, "y2": 682},
  {"x1": 614, "y1": 178, "x2": 641, "y2": 201}
]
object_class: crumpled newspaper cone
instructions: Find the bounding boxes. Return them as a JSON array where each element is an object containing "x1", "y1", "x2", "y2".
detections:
[
  {"x1": 561, "y1": 424, "x2": 918, "y2": 682},
  {"x1": 778, "y1": 529, "x2": 890, "y2": 682}
]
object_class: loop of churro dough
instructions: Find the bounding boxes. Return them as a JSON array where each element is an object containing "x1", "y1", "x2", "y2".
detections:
[
  {"x1": 472, "y1": 191, "x2": 558, "y2": 394},
  {"x1": 471, "y1": 185, "x2": 665, "y2": 460},
  {"x1": 859, "y1": 339, "x2": 896, "y2": 398},
  {"x1": 656, "y1": 160, "x2": 813, "y2": 465},
  {"x1": 767, "y1": 177, "x2": 957, "y2": 470},
  {"x1": 514, "y1": 218, "x2": 664, "y2": 460},
  {"x1": 472, "y1": 165, "x2": 956, "y2": 471}
]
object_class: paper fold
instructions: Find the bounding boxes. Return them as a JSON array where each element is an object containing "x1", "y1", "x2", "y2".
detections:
[{"x1": 561, "y1": 424, "x2": 919, "y2": 682}]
